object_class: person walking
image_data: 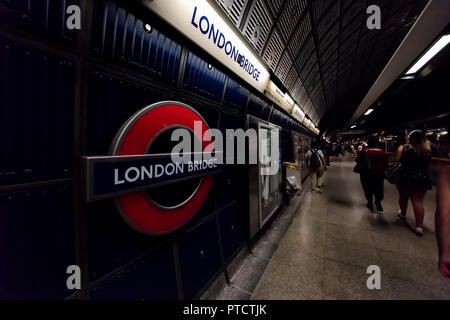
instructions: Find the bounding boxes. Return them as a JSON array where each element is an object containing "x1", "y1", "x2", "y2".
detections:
[
  {"x1": 435, "y1": 133, "x2": 450, "y2": 277},
  {"x1": 397, "y1": 130, "x2": 432, "y2": 236},
  {"x1": 306, "y1": 141, "x2": 326, "y2": 193},
  {"x1": 356, "y1": 136, "x2": 388, "y2": 213}
]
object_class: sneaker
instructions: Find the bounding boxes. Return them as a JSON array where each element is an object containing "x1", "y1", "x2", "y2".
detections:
[
  {"x1": 314, "y1": 188, "x2": 323, "y2": 193},
  {"x1": 366, "y1": 202, "x2": 374, "y2": 212},
  {"x1": 415, "y1": 227, "x2": 424, "y2": 237},
  {"x1": 397, "y1": 211, "x2": 406, "y2": 221},
  {"x1": 375, "y1": 202, "x2": 383, "y2": 213}
]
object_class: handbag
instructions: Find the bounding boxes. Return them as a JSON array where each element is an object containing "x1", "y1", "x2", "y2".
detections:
[{"x1": 385, "y1": 162, "x2": 402, "y2": 184}]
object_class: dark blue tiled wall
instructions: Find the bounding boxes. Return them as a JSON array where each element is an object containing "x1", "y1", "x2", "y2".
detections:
[
  {"x1": 0, "y1": 0, "x2": 80, "y2": 43},
  {"x1": 224, "y1": 78, "x2": 249, "y2": 110},
  {"x1": 86, "y1": 71, "x2": 174, "y2": 155},
  {"x1": 92, "y1": 0, "x2": 182, "y2": 84},
  {"x1": 178, "y1": 218, "x2": 222, "y2": 299},
  {"x1": 91, "y1": 243, "x2": 178, "y2": 300},
  {"x1": 0, "y1": 40, "x2": 74, "y2": 186},
  {"x1": 85, "y1": 199, "x2": 168, "y2": 281},
  {"x1": 218, "y1": 202, "x2": 247, "y2": 261},
  {"x1": 0, "y1": 184, "x2": 75, "y2": 299},
  {"x1": 183, "y1": 52, "x2": 227, "y2": 101},
  {"x1": 248, "y1": 94, "x2": 271, "y2": 121}
]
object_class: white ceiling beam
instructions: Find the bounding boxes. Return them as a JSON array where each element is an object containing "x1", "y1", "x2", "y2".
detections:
[{"x1": 347, "y1": 0, "x2": 450, "y2": 127}]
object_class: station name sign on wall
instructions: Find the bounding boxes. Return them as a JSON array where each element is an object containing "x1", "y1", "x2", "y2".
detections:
[
  {"x1": 84, "y1": 153, "x2": 221, "y2": 201},
  {"x1": 142, "y1": 0, "x2": 270, "y2": 93},
  {"x1": 83, "y1": 102, "x2": 221, "y2": 235}
]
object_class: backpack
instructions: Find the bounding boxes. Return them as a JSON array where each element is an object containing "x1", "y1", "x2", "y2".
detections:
[{"x1": 310, "y1": 149, "x2": 321, "y2": 169}]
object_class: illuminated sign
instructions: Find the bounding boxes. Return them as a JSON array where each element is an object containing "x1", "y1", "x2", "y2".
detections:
[
  {"x1": 83, "y1": 101, "x2": 222, "y2": 235},
  {"x1": 291, "y1": 104, "x2": 305, "y2": 122},
  {"x1": 284, "y1": 93, "x2": 294, "y2": 106},
  {"x1": 264, "y1": 80, "x2": 294, "y2": 113},
  {"x1": 191, "y1": 6, "x2": 261, "y2": 82},
  {"x1": 303, "y1": 118, "x2": 311, "y2": 129},
  {"x1": 142, "y1": 0, "x2": 270, "y2": 93},
  {"x1": 85, "y1": 154, "x2": 219, "y2": 201}
]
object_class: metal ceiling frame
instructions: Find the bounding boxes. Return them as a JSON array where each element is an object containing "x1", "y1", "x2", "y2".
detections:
[
  {"x1": 347, "y1": 0, "x2": 450, "y2": 127},
  {"x1": 214, "y1": 0, "x2": 432, "y2": 129}
]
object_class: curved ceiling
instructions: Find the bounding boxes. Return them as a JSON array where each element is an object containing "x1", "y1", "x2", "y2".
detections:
[{"x1": 215, "y1": 0, "x2": 429, "y2": 131}]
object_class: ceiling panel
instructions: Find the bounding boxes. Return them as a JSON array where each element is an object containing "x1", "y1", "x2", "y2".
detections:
[
  {"x1": 262, "y1": 28, "x2": 284, "y2": 70},
  {"x1": 278, "y1": 0, "x2": 308, "y2": 42},
  {"x1": 312, "y1": 0, "x2": 334, "y2": 23},
  {"x1": 216, "y1": 0, "x2": 250, "y2": 26},
  {"x1": 295, "y1": 36, "x2": 315, "y2": 71},
  {"x1": 275, "y1": 50, "x2": 292, "y2": 82},
  {"x1": 216, "y1": 0, "x2": 429, "y2": 130},
  {"x1": 242, "y1": 0, "x2": 273, "y2": 53},
  {"x1": 285, "y1": 66, "x2": 299, "y2": 91},
  {"x1": 316, "y1": 1, "x2": 340, "y2": 40},
  {"x1": 288, "y1": 14, "x2": 311, "y2": 58},
  {"x1": 267, "y1": 0, "x2": 285, "y2": 18}
]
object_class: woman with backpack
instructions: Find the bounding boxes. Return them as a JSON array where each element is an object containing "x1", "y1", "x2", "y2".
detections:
[
  {"x1": 306, "y1": 141, "x2": 326, "y2": 193},
  {"x1": 397, "y1": 130, "x2": 432, "y2": 236},
  {"x1": 355, "y1": 136, "x2": 388, "y2": 213}
]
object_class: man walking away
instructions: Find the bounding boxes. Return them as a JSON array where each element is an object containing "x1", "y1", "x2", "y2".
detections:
[{"x1": 356, "y1": 136, "x2": 388, "y2": 213}]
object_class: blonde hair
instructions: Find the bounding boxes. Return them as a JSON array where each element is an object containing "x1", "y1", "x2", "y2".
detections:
[{"x1": 408, "y1": 130, "x2": 430, "y2": 156}]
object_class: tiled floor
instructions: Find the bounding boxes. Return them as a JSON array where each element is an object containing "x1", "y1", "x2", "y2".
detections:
[{"x1": 252, "y1": 157, "x2": 450, "y2": 300}]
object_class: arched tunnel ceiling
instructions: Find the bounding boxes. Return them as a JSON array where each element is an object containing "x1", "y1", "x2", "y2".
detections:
[{"x1": 215, "y1": 0, "x2": 429, "y2": 131}]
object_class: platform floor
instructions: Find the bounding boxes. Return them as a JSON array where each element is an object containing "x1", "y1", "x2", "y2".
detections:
[{"x1": 252, "y1": 157, "x2": 450, "y2": 299}]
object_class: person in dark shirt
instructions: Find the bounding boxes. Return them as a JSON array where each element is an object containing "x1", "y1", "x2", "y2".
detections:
[
  {"x1": 356, "y1": 136, "x2": 388, "y2": 213},
  {"x1": 397, "y1": 130, "x2": 432, "y2": 236}
]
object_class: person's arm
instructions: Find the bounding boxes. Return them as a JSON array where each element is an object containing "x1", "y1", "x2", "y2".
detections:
[
  {"x1": 320, "y1": 151, "x2": 327, "y2": 169},
  {"x1": 305, "y1": 151, "x2": 311, "y2": 168},
  {"x1": 436, "y1": 165, "x2": 450, "y2": 278},
  {"x1": 395, "y1": 145, "x2": 403, "y2": 162}
]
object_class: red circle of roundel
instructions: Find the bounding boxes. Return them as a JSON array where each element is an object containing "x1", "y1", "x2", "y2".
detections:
[{"x1": 110, "y1": 101, "x2": 214, "y2": 235}]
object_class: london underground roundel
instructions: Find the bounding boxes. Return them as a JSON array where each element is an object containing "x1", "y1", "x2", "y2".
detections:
[{"x1": 84, "y1": 101, "x2": 220, "y2": 235}]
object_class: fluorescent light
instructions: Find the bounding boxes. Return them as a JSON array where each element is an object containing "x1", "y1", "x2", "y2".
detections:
[
  {"x1": 364, "y1": 108, "x2": 374, "y2": 116},
  {"x1": 406, "y1": 35, "x2": 450, "y2": 75}
]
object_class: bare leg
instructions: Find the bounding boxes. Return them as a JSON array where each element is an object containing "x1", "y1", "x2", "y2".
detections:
[
  {"x1": 311, "y1": 170, "x2": 317, "y2": 191},
  {"x1": 317, "y1": 166, "x2": 324, "y2": 187},
  {"x1": 411, "y1": 189, "x2": 427, "y2": 228},
  {"x1": 398, "y1": 186, "x2": 409, "y2": 216}
]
